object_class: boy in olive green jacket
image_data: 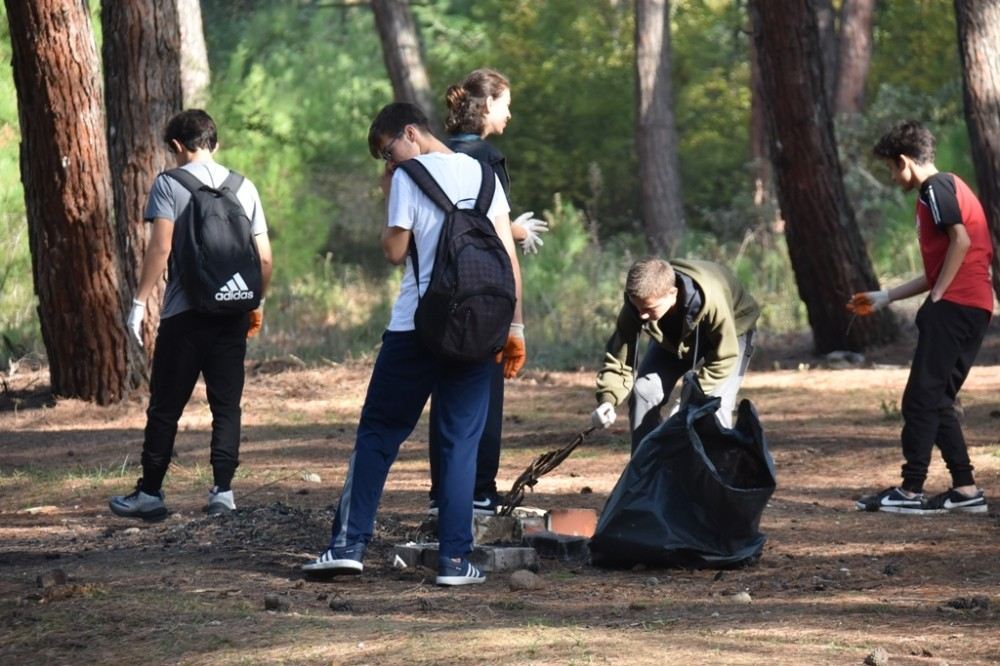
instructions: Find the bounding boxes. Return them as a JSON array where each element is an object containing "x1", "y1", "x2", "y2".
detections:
[{"x1": 591, "y1": 258, "x2": 760, "y2": 451}]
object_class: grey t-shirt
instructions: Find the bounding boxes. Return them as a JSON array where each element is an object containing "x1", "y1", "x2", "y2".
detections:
[{"x1": 144, "y1": 159, "x2": 268, "y2": 319}]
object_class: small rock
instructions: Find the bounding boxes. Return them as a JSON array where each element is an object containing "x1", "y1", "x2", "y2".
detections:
[
  {"x1": 863, "y1": 647, "x2": 889, "y2": 666},
  {"x1": 579, "y1": 486, "x2": 593, "y2": 494},
  {"x1": 301, "y1": 472, "x2": 322, "y2": 484},
  {"x1": 710, "y1": 611, "x2": 720, "y2": 618},
  {"x1": 944, "y1": 596, "x2": 990, "y2": 610},
  {"x1": 882, "y1": 561, "x2": 902, "y2": 576},
  {"x1": 36, "y1": 569, "x2": 67, "y2": 589},
  {"x1": 644, "y1": 576, "x2": 660, "y2": 587},
  {"x1": 329, "y1": 598, "x2": 353, "y2": 612},
  {"x1": 509, "y1": 569, "x2": 541, "y2": 591},
  {"x1": 123, "y1": 527, "x2": 140, "y2": 535},
  {"x1": 732, "y1": 591, "x2": 752, "y2": 605},
  {"x1": 264, "y1": 594, "x2": 290, "y2": 612}
]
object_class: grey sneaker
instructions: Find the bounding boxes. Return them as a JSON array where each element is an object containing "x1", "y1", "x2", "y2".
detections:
[
  {"x1": 206, "y1": 486, "x2": 236, "y2": 515},
  {"x1": 109, "y1": 479, "x2": 168, "y2": 520}
]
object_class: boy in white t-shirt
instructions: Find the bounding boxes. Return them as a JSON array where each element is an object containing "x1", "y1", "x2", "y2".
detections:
[{"x1": 304, "y1": 103, "x2": 525, "y2": 586}]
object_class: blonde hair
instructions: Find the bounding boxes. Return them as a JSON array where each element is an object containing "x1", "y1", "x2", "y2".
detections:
[{"x1": 444, "y1": 68, "x2": 510, "y2": 135}]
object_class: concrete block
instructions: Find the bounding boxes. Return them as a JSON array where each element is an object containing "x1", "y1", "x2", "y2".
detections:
[
  {"x1": 390, "y1": 542, "x2": 539, "y2": 572},
  {"x1": 418, "y1": 514, "x2": 522, "y2": 545},
  {"x1": 523, "y1": 530, "x2": 590, "y2": 562}
]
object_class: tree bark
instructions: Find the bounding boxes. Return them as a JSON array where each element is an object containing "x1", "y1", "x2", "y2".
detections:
[
  {"x1": 5, "y1": 0, "x2": 137, "y2": 404},
  {"x1": 177, "y1": 0, "x2": 211, "y2": 108},
  {"x1": 812, "y1": 0, "x2": 838, "y2": 110},
  {"x1": 749, "y1": 0, "x2": 896, "y2": 352},
  {"x1": 635, "y1": 0, "x2": 685, "y2": 254},
  {"x1": 955, "y1": 0, "x2": 1000, "y2": 304},
  {"x1": 749, "y1": 30, "x2": 773, "y2": 220},
  {"x1": 834, "y1": 0, "x2": 875, "y2": 115},
  {"x1": 102, "y1": 1, "x2": 184, "y2": 355},
  {"x1": 371, "y1": 0, "x2": 440, "y2": 132}
]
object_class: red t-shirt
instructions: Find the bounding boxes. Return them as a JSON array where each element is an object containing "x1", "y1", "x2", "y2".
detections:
[{"x1": 916, "y1": 173, "x2": 994, "y2": 313}]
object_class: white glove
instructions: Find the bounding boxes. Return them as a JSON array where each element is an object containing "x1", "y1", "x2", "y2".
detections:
[
  {"x1": 862, "y1": 289, "x2": 891, "y2": 312},
  {"x1": 591, "y1": 402, "x2": 617, "y2": 429},
  {"x1": 512, "y1": 211, "x2": 549, "y2": 254},
  {"x1": 127, "y1": 298, "x2": 145, "y2": 347}
]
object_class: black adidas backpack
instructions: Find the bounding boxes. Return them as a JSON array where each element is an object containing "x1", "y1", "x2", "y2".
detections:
[
  {"x1": 397, "y1": 158, "x2": 516, "y2": 363},
  {"x1": 165, "y1": 168, "x2": 262, "y2": 314}
]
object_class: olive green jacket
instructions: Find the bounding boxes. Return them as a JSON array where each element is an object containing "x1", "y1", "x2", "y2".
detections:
[{"x1": 595, "y1": 259, "x2": 760, "y2": 406}]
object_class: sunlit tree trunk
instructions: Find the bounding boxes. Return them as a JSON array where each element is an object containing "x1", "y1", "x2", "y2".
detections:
[
  {"x1": 749, "y1": 32, "x2": 774, "y2": 225},
  {"x1": 635, "y1": 0, "x2": 685, "y2": 254},
  {"x1": 102, "y1": 1, "x2": 184, "y2": 355},
  {"x1": 5, "y1": 0, "x2": 137, "y2": 404},
  {"x1": 371, "y1": 0, "x2": 440, "y2": 132},
  {"x1": 955, "y1": 0, "x2": 1000, "y2": 304},
  {"x1": 177, "y1": 0, "x2": 211, "y2": 108},
  {"x1": 749, "y1": 0, "x2": 896, "y2": 352},
  {"x1": 834, "y1": 0, "x2": 875, "y2": 115}
]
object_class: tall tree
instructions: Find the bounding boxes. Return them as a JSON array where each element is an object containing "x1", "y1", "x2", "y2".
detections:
[
  {"x1": 813, "y1": 0, "x2": 838, "y2": 109},
  {"x1": 834, "y1": 0, "x2": 875, "y2": 114},
  {"x1": 635, "y1": 0, "x2": 685, "y2": 253},
  {"x1": 5, "y1": 0, "x2": 137, "y2": 404},
  {"x1": 371, "y1": 0, "x2": 440, "y2": 131},
  {"x1": 955, "y1": 0, "x2": 1000, "y2": 304},
  {"x1": 177, "y1": 0, "x2": 211, "y2": 108},
  {"x1": 102, "y1": 1, "x2": 184, "y2": 352},
  {"x1": 749, "y1": 30, "x2": 773, "y2": 222},
  {"x1": 749, "y1": 0, "x2": 896, "y2": 352}
]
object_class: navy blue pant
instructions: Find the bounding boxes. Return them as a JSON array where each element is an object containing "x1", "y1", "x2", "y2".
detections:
[
  {"x1": 899, "y1": 298, "x2": 989, "y2": 493},
  {"x1": 328, "y1": 331, "x2": 491, "y2": 559},
  {"x1": 428, "y1": 358, "x2": 504, "y2": 500},
  {"x1": 141, "y1": 310, "x2": 249, "y2": 494}
]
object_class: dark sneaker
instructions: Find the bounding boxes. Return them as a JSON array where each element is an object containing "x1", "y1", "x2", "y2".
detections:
[
  {"x1": 436, "y1": 556, "x2": 486, "y2": 586},
  {"x1": 855, "y1": 487, "x2": 939, "y2": 514},
  {"x1": 925, "y1": 488, "x2": 988, "y2": 514},
  {"x1": 302, "y1": 543, "x2": 365, "y2": 574},
  {"x1": 473, "y1": 492, "x2": 503, "y2": 516},
  {"x1": 109, "y1": 479, "x2": 168, "y2": 521},
  {"x1": 205, "y1": 487, "x2": 235, "y2": 515}
]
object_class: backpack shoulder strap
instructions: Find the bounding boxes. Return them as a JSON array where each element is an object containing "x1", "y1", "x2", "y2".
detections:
[
  {"x1": 397, "y1": 159, "x2": 454, "y2": 213},
  {"x1": 164, "y1": 167, "x2": 205, "y2": 194},
  {"x1": 221, "y1": 170, "x2": 244, "y2": 192},
  {"x1": 474, "y1": 161, "x2": 496, "y2": 214}
]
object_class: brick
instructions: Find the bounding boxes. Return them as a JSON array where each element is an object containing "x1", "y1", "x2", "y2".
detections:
[
  {"x1": 546, "y1": 508, "x2": 598, "y2": 537},
  {"x1": 523, "y1": 531, "x2": 590, "y2": 562}
]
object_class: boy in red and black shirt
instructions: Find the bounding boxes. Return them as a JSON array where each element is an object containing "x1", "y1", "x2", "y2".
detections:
[{"x1": 853, "y1": 120, "x2": 993, "y2": 515}]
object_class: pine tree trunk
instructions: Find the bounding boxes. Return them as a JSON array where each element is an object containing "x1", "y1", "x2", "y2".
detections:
[
  {"x1": 102, "y1": 1, "x2": 184, "y2": 357},
  {"x1": 834, "y1": 0, "x2": 875, "y2": 115},
  {"x1": 177, "y1": 0, "x2": 211, "y2": 108},
  {"x1": 635, "y1": 0, "x2": 685, "y2": 254},
  {"x1": 371, "y1": 0, "x2": 440, "y2": 132},
  {"x1": 955, "y1": 0, "x2": 1000, "y2": 304},
  {"x1": 5, "y1": 0, "x2": 137, "y2": 404},
  {"x1": 813, "y1": 0, "x2": 839, "y2": 110},
  {"x1": 749, "y1": 0, "x2": 897, "y2": 352}
]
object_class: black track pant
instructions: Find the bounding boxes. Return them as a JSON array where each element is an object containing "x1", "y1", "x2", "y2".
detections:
[
  {"x1": 899, "y1": 298, "x2": 989, "y2": 493},
  {"x1": 140, "y1": 310, "x2": 248, "y2": 494}
]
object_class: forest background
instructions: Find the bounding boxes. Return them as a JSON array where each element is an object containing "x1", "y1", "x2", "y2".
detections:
[{"x1": 0, "y1": 0, "x2": 974, "y2": 369}]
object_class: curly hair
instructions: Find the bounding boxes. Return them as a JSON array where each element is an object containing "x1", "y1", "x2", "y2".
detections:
[
  {"x1": 444, "y1": 68, "x2": 510, "y2": 136},
  {"x1": 872, "y1": 120, "x2": 936, "y2": 164}
]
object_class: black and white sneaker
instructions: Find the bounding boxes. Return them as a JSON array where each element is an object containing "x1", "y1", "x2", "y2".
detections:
[
  {"x1": 302, "y1": 543, "x2": 365, "y2": 574},
  {"x1": 924, "y1": 488, "x2": 988, "y2": 514},
  {"x1": 473, "y1": 493, "x2": 503, "y2": 516},
  {"x1": 855, "y1": 487, "x2": 939, "y2": 514},
  {"x1": 436, "y1": 557, "x2": 486, "y2": 586},
  {"x1": 205, "y1": 486, "x2": 236, "y2": 515}
]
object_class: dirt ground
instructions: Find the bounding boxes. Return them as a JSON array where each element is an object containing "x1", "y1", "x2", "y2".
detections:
[{"x1": 1, "y1": 326, "x2": 999, "y2": 665}]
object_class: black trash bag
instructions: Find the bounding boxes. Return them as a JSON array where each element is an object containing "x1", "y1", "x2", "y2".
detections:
[{"x1": 590, "y1": 372, "x2": 776, "y2": 569}]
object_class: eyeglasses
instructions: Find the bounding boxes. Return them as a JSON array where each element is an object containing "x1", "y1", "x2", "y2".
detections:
[{"x1": 380, "y1": 131, "x2": 404, "y2": 162}]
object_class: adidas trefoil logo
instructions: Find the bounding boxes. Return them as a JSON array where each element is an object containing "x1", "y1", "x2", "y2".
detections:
[{"x1": 215, "y1": 272, "x2": 255, "y2": 302}]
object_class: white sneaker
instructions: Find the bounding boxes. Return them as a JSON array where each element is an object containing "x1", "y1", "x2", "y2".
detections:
[{"x1": 206, "y1": 486, "x2": 236, "y2": 515}]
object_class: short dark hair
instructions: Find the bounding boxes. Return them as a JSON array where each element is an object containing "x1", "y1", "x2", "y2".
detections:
[
  {"x1": 625, "y1": 258, "x2": 675, "y2": 300},
  {"x1": 872, "y1": 120, "x2": 936, "y2": 164},
  {"x1": 163, "y1": 109, "x2": 218, "y2": 152},
  {"x1": 367, "y1": 103, "x2": 430, "y2": 159}
]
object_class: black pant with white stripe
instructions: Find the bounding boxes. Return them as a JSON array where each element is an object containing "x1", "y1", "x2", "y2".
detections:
[
  {"x1": 899, "y1": 298, "x2": 989, "y2": 494},
  {"x1": 140, "y1": 310, "x2": 249, "y2": 494}
]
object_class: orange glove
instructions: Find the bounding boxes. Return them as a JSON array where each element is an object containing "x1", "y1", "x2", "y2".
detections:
[
  {"x1": 496, "y1": 323, "x2": 526, "y2": 378},
  {"x1": 247, "y1": 304, "x2": 264, "y2": 338},
  {"x1": 846, "y1": 290, "x2": 889, "y2": 316}
]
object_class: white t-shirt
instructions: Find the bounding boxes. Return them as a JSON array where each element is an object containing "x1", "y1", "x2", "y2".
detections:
[
  {"x1": 144, "y1": 159, "x2": 268, "y2": 318},
  {"x1": 386, "y1": 152, "x2": 510, "y2": 331}
]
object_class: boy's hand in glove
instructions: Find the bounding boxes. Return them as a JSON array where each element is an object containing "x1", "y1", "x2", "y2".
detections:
[
  {"x1": 512, "y1": 212, "x2": 549, "y2": 254},
  {"x1": 591, "y1": 402, "x2": 616, "y2": 429},
  {"x1": 127, "y1": 298, "x2": 145, "y2": 347},
  {"x1": 497, "y1": 323, "x2": 526, "y2": 378},
  {"x1": 248, "y1": 300, "x2": 265, "y2": 338},
  {"x1": 847, "y1": 290, "x2": 890, "y2": 315}
]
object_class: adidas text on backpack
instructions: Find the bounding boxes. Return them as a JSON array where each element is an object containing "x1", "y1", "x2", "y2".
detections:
[
  {"x1": 166, "y1": 168, "x2": 262, "y2": 314},
  {"x1": 398, "y1": 159, "x2": 516, "y2": 363}
]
